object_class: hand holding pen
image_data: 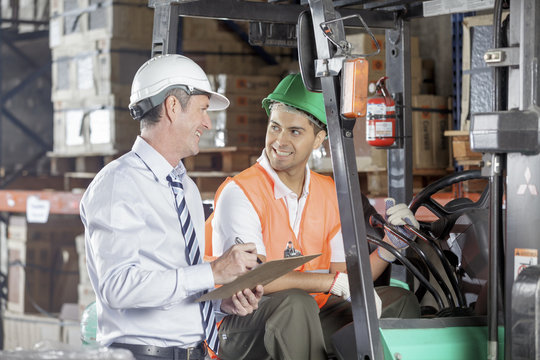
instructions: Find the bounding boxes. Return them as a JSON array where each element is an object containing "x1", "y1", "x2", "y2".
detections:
[
  {"x1": 235, "y1": 237, "x2": 263, "y2": 264},
  {"x1": 211, "y1": 238, "x2": 261, "y2": 284}
]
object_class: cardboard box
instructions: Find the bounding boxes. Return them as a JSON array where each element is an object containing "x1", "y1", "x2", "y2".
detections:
[
  {"x1": 201, "y1": 54, "x2": 263, "y2": 76},
  {"x1": 431, "y1": 96, "x2": 451, "y2": 168},
  {"x1": 53, "y1": 99, "x2": 138, "y2": 156},
  {"x1": 411, "y1": 56, "x2": 423, "y2": 79},
  {"x1": 227, "y1": 94, "x2": 268, "y2": 113},
  {"x1": 410, "y1": 36, "x2": 420, "y2": 57},
  {"x1": 184, "y1": 148, "x2": 261, "y2": 172},
  {"x1": 8, "y1": 215, "x2": 27, "y2": 241},
  {"x1": 7, "y1": 239, "x2": 52, "y2": 314},
  {"x1": 51, "y1": 245, "x2": 79, "y2": 312},
  {"x1": 412, "y1": 95, "x2": 434, "y2": 169},
  {"x1": 6, "y1": 215, "x2": 84, "y2": 314},
  {"x1": 224, "y1": 130, "x2": 266, "y2": 147},
  {"x1": 347, "y1": 32, "x2": 385, "y2": 55},
  {"x1": 210, "y1": 110, "x2": 268, "y2": 131},
  {"x1": 49, "y1": 0, "x2": 152, "y2": 49},
  {"x1": 412, "y1": 95, "x2": 452, "y2": 169},
  {"x1": 214, "y1": 74, "x2": 280, "y2": 95},
  {"x1": 411, "y1": 76, "x2": 423, "y2": 95},
  {"x1": 346, "y1": 32, "x2": 419, "y2": 57},
  {"x1": 368, "y1": 55, "x2": 385, "y2": 73},
  {"x1": 448, "y1": 133, "x2": 483, "y2": 161},
  {"x1": 51, "y1": 39, "x2": 148, "y2": 103},
  {"x1": 182, "y1": 17, "x2": 249, "y2": 42}
]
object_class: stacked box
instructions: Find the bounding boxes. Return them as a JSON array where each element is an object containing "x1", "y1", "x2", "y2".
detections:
[
  {"x1": 49, "y1": 0, "x2": 152, "y2": 49},
  {"x1": 52, "y1": 95, "x2": 138, "y2": 155},
  {"x1": 412, "y1": 95, "x2": 452, "y2": 169},
  {"x1": 213, "y1": 74, "x2": 281, "y2": 95},
  {"x1": 6, "y1": 215, "x2": 83, "y2": 314},
  {"x1": 181, "y1": 17, "x2": 293, "y2": 76},
  {"x1": 412, "y1": 95, "x2": 433, "y2": 169},
  {"x1": 75, "y1": 233, "x2": 96, "y2": 317},
  {"x1": 346, "y1": 32, "x2": 423, "y2": 94},
  {"x1": 50, "y1": 0, "x2": 152, "y2": 156},
  {"x1": 431, "y1": 96, "x2": 451, "y2": 168},
  {"x1": 1, "y1": 0, "x2": 48, "y2": 33},
  {"x1": 200, "y1": 74, "x2": 280, "y2": 148}
]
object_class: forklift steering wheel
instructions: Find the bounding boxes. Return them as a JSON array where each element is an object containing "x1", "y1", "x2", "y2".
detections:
[{"x1": 409, "y1": 170, "x2": 488, "y2": 240}]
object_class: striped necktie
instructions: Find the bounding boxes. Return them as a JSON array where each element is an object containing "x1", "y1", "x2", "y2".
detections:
[{"x1": 167, "y1": 173, "x2": 219, "y2": 353}]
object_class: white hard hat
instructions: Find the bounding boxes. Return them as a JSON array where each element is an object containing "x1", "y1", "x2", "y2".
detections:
[{"x1": 128, "y1": 54, "x2": 229, "y2": 120}]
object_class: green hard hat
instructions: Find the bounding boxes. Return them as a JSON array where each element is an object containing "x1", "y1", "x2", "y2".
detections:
[{"x1": 262, "y1": 73, "x2": 327, "y2": 126}]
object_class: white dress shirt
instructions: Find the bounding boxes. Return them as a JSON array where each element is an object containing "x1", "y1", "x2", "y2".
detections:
[
  {"x1": 212, "y1": 151, "x2": 345, "y2": 264},
  {"x1": 80, "y1": 136, "x2": 216, "y2": 347}
]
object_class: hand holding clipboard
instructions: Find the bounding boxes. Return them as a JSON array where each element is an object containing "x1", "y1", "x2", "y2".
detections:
[{"x1": 197, "y1": 253, "x2": 320, "y2": 302}]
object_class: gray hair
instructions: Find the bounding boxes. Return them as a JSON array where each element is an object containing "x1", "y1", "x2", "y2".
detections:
[{"x1": 140, "y1": 88, "x2": 192, "y2": 130}]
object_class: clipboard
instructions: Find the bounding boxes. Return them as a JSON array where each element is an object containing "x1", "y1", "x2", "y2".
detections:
[{"x1": 196, "y1": 254, "x2": 321, "y2": 302}]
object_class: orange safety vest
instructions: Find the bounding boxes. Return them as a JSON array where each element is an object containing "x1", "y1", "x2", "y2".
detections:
[{"x1": 205, "y1": 163, "x2": 341, "y2": 307}]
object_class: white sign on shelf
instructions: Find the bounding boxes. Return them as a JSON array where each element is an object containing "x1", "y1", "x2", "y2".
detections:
[{"x1": 26, "y1": 196, "x2": 51, "y2": 224}]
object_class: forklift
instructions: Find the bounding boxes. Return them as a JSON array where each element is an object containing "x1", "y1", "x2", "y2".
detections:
[{"x1": 148, "y1": 0, "x2": 540, "y2": 359}]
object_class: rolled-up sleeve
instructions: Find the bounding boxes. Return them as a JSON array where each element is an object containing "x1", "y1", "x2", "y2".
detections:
[{"x1": 212, "y1": 181, "x2": 266, "y2": 256}]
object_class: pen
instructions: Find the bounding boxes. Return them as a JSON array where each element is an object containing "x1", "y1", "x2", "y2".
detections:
[{"x1": 235, "y1": 237, "x2": 263, "y2": 264}]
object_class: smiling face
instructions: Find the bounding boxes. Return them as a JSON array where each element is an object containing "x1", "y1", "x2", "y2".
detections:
[
  {"x1": 264, "y1": 106, "x2": 326, "y2": 178},
  {"x1": 173, "y1": 94, "x2": 211, "y2": 159}
]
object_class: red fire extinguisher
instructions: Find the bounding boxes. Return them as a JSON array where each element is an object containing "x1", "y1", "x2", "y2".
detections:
[{"x1": 366, "y1": 76, "x2": 396, "y2": 147}]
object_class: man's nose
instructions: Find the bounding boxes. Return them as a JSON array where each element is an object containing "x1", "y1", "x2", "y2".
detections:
[
  {"x1": 203, "y1": 112, "x2": 212, "y2": 129},
  {"x1": 276, "y1": 129, "x2": 289, "y2": 143}
]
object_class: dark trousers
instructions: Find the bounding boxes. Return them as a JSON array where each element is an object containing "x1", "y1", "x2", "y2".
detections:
[{"x1": 217, "y1": 286, "x2": 420, "y2": 360}]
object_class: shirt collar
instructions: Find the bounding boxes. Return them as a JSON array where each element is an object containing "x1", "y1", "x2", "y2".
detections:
[
  {"x1": 257, "y1": 150, "x2": 310, "y2": 200},
  {"x1": 132, "y1": 136, "x2": 185, "y2": 183}
]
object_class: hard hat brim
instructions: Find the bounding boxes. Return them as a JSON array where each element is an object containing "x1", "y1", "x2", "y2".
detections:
[{"x1": 208, "y1": 91, "x2": 230, "y2": 111}]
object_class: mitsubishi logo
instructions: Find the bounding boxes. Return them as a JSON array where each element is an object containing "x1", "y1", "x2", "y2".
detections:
[{"x1": 517, "y1": 167, "x2": 538, "y2": 196}]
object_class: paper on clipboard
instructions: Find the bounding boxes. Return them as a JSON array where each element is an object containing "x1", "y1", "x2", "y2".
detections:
[{"x1": 196, "y1": 254, "x2": 321, "y2": 302}]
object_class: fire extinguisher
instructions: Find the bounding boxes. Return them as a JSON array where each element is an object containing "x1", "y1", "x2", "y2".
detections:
[{"x1": 366, "y1": 76, "x2": 396, "y2": 147}]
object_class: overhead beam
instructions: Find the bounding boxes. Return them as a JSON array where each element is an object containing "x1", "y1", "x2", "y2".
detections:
[{"x1": 149, "y1": 0, "x2": 396, "y2": 29}]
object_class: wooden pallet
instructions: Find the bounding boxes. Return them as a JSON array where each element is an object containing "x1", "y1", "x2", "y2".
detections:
[
  {"x1": 48, "y1": 152, "x2": 117, "y2": 176},
  {"x1": 48, "y1": 152, "x2": 121, "y2": 191}
]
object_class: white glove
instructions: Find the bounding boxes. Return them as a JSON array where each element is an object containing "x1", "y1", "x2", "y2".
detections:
[
  {"x1": 329, "y1": 272, "x2": 350, "y2": 302},
  {"x1": 329, "y1": 272, "x2": 382, "y2": 318},
  {"x1": 378, "y1": 198, "x2": 419, "y2": 263}
]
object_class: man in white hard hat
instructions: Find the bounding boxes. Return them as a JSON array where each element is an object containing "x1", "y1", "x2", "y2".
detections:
[{"x1": 80, "y1": 54, "x2": 263, "y2": 360}]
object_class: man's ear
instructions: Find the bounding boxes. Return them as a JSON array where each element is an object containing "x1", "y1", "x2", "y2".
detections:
[
  {"x1": 163, "y1": 95, "x2": 178, "y2": 123},
  {"x1": 313, "y1": 129, "x2": 326, "y2": 149}
]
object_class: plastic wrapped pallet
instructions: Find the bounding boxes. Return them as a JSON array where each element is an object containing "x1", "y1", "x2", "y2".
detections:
[
  {"x1": 49, "y1": 0, "x2": 152, "y2": 157},
  {"x1": 52, "y1": 94, "x2": 138, "y2": 155},
  {"x1": 49, "y1": 0, "x2": 152, "y2": 49}
]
